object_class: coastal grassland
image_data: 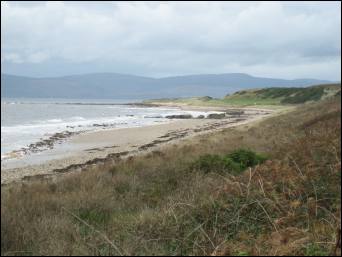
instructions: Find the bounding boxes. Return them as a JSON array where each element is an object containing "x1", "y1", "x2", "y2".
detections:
[
  {"x1": 144, "y1": 95, "x2": 282, "y2": 107},
  {"x1": 1, "y1": 95, "x2": 341, "y2": 256},
  {"x1": 145, "y1": 83, "x2": 341, "y2": 107}
]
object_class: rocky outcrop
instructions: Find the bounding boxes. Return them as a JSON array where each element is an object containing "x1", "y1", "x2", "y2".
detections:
[
  {"x1": 165, "y1": 114, "x2": 193, "y2": 119},
  {"x1": 207, "y1": 113, "x2": 226, "y2": 119},
  {"x1": 225, "y1": 110, "x2": 245, "y2": 116},
  {"x1": 166, "y1": 113, "x2": 228, "y2": 119},
  {"x1": 12, "y1": 131, "x2": 81, "y2": 158}
]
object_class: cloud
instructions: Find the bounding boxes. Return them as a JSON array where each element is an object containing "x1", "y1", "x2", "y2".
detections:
[
  {"x1": 1, "y1": 1, "x2": 341, "y2": 80},
  {"x1": 1, "y1": 52, "x2": 24, "y2": 63}
]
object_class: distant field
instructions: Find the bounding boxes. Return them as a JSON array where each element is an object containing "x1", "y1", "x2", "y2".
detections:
[{"x1": 146, "y1": 83, "x2": 341, "y2": 107}]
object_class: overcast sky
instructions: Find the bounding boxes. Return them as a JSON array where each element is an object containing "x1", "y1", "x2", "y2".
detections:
[{"x1": 1, "y1": 1, "x2": 341, "y2": 80}]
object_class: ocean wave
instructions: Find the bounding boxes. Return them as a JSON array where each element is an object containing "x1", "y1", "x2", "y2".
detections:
[
  {"x1": 69, "y1": 116, "x2": 86, "y2": 121},
  {"x1": 2, "y1": 107, "x2": 208, "y2": 157},
  {"x1": 47, "y1": 119, "x2": 63, "y2": 123},
  {"x1": 3, "y1": 101, "x2": 18, "y2": 105}
]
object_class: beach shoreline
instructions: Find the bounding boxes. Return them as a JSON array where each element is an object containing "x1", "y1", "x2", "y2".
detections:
[{"x1": 1, "y1": 105, "x2": 284, "y2": 185}]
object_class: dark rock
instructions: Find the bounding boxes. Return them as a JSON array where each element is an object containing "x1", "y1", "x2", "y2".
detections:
[
  {"x1": 165, "y1": 114, "x2": 193, "y2": 119},
  {"x1": 207, "y1": 113, "x2": 226, "y2": 119},
  {"x1": 226, "y1": 110, "x2": 245, "y2": 116}
]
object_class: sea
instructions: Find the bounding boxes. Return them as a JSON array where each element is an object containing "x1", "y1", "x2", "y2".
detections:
[{"x1": 1, "y1": 98, "x2": 217, "y2": 161}]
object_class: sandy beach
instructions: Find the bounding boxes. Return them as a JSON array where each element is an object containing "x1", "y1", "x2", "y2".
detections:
[{"x1": 1, "y1": 106, "x2": 278, "y2": 184}]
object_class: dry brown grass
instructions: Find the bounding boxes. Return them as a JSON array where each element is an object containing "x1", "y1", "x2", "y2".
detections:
[{"x1": 1, "y1": 96, "x2": 341, "y2": 256}]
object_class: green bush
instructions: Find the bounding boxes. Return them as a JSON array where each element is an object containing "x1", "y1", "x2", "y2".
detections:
[
  {"x1": 192, "y1": 149, "x2": 267, "y2": 175},
  {"x1": 227, "y1": 149, "x2": 267, "y2": 169},
  {"x1": 255, "y1": 87, "x2": 327, "y2": 104},
  {"x1": 257, "y1": 87, "x2": 301, "y2": 99},
  {"x1": 222, "y1": 156, "x2": 242, "y2": 174},
  {"x1": 281, "y1": 87, "x2": 325, "y2": 104}
]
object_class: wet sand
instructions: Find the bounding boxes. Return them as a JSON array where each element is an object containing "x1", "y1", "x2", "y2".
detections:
[{"x1": 1, "y1": 107, "x2": 276, "y2": 184}]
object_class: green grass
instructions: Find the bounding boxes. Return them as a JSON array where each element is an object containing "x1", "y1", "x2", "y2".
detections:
[
  {"x1": 192, "y1": 149, "x2": 267, "y2": 175},
  {"x1": 145, "y1": 96, "x2": 281, "y2": 106},
  {"x1": 78, "y1": 208, "x2": 111, "y2": 227},
  {"x1": 223, "y1": 97, "x2": 281, "y2": 105},
  {"x1": 224, "y1": 84, "x2": 341, "y2": 105},
  {"x1": 146, "y1": 83, "x2": 341, "y2": 107},
  {"x1": 304, "y1": 243, "x2": 330, "y2": 256}
]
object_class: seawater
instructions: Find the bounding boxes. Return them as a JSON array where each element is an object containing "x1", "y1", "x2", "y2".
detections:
[{"x1": 1, "y1": 98, "x2": 217, "y2": 159}]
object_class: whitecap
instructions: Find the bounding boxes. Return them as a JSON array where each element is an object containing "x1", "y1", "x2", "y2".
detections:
[
  {"x1": 70, "y1": 116, "x2": 86, "y2": 121},
  {"x1": 47, "y1": 119, "x2": 63, "y2": 123}
]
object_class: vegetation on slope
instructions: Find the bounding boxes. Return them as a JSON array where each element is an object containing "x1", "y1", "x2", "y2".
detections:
[
  {"x1": 1, "y1": 95, "x2": 341, "y2": 256},
  {"x1": 227, "y1": 83, "x2": 341, "y2": 105},
  {"x1": 146, "y1": 83, "x2": 341, "y2": 107}
]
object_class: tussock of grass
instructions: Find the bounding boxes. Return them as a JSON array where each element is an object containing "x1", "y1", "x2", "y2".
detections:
[{"x1": 1, "y1": 96, "x2": 341, "y2": 256}]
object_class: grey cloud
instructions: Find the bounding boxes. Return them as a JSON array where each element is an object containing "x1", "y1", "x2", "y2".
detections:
[{"x1": 1, "y1": 1, "x2": 341, "y2": 80}]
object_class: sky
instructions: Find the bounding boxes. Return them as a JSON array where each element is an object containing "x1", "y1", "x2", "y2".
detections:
[{"x1": 1, "y1": 1, "x2": 341, "y2": 80}]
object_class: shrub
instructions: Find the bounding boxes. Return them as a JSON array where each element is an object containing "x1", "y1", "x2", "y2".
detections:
[
  {"x1": 222, "y1": 156, "x2": 243, "y2": 174},
  {"x1": 257, "y1": 87, "x2": 301, "y2": 99},
  {"x1": 281, "y1": 87, "x2": 325, "y2": 104},
  {"x1": 227, "y1": 149, "x2": 267, "y2": 170},
  {"x1": 192, "y1": 149, "x2": 267, "y2": 175}
]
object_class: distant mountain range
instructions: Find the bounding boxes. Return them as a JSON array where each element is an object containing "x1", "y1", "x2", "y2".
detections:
[{"x1": 1, "y1": 72, "x2": 333, "y2": 99}]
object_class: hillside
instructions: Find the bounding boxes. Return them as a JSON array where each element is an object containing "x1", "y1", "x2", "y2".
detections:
[
  {"x1": 224, "y1": 83, "x2": 341, "y2": 105},
  {"x1": 1, "y1": 73, "x2": 332, "y2": 99},
  {"x1": 147, "y1": 83, "x2": 341, "y2": 107},
  {"x1": 1, "y1": 94, "x2": 341, "y2": 256}
]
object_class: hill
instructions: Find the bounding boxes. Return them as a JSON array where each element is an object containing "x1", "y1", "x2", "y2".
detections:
[
  {"x1": 147, "y1": 83, "x2": 341, "y2": 107},
  {"x1": 224, "y1": 83, "x2": 341, "y2": 105},
  {"x1": 1, "y1": 93, "x2": 340, "y2": 256},
  {"x1": 1, "y1": 73, "x2": 332, "y2": 99}
]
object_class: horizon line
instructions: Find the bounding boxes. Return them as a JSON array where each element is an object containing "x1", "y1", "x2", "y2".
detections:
[{"x1": 1, "y1": 71, "x2": 336, "y2": 82}]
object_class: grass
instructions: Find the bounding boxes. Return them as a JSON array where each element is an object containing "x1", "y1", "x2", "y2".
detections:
[
  {"x1": 224, "y1": 84, "x2": 341, "y2": 105},
  {"x1": 304, "y1": 243, "x2": 330, "y2": 256},
  {"x1": 1, "y1": 95, "x2": 341, "y2": 256},
  {"x1": 146, "y1": 83, "x2": 341, "y2": 107}
]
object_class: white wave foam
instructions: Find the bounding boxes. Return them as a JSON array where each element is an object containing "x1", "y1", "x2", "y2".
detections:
[
  {"x1": 69, "y1": 116, "x2": 86, "y2": 121},
  {"x1": 47, "y1": 119, "x2": 63, "y2": 123}
]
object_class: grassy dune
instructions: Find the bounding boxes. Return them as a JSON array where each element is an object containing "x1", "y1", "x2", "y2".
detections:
[
  {"x1": 146, "y1": 83, "x2": 341, "y2": 107},
  {"x1": 1, "y1": 95, "x2": 341, "y2": 256}
]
